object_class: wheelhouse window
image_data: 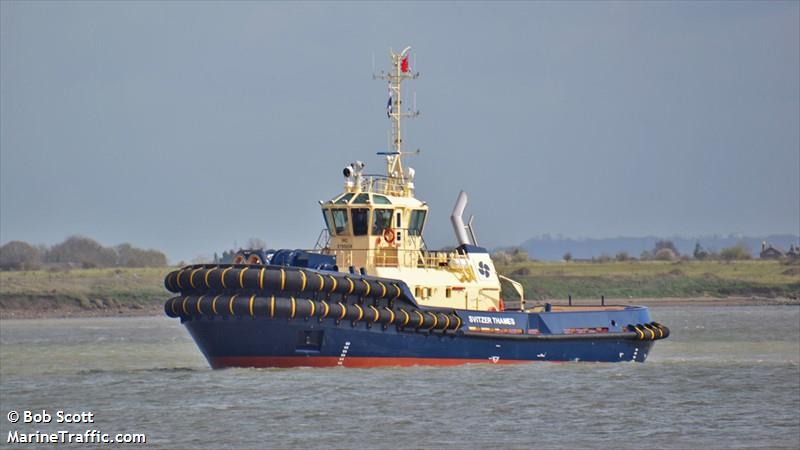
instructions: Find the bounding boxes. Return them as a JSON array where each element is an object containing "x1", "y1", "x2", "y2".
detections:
[
  {"x1": 334, "y1": 193, "x2": 354, "y2": 204},
  {"x1": 372, "y1": 209, "x2": 393, "y2": 235},
  {"x1": 372, "y1": 195, "x2": 391, "y2": 205},
  {"x1": 322, "y1": 210, "x2": 335, "y2": 235},
  {"x1": 353, "y1": 193, "x2": 370, "y2": 204},
  {"x1": 409, "y1": 210, "x2": 426, "y2": 236},
  {"x1": 351, "y1": 208, "x2": 369, "y2": 236},
  {"x1": 331, "y1": 208, "x2": 349, "y2": 235}
]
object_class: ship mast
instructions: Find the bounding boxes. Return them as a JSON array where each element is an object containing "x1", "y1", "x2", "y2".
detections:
[{"x1": 375, "y1": 47, "x2": 419, "y2": 192}]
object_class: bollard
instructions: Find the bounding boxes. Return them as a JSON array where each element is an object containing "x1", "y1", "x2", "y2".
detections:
[
  {"x1": 568, "y1": 295, "x2": 572, "y2": 306},
  {"x1": 601, "y1": 295, "x2": 605, "y2": 306}
]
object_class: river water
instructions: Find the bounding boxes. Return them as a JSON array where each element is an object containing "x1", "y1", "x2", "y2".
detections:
[{"x1": 1, "y1": 306, "x2": 798, "y2": 449}]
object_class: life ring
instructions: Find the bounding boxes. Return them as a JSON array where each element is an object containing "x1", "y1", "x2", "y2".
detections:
[{"x1": 382, "y1": 228, "x2": 396, "y2": 244}]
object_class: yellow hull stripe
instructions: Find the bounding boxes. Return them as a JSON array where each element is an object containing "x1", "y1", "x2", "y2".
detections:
[
  {"x1": 189, "y1": 268, "x2": 201, "y2": 289},
  {"x1": 239, "y1": 267, "x2": 248, "y2": 289},
  {"x1": 369, "y1": 305, "x2": 380, "y2": 323},
  {"x1": 337, "y1": 303, "x2": 347, "y2": 320},
  {"x1": 204, "y1": 269, "x2": 213, "y2": 288},
  {"x1": 220, "y1": 267, "x2": 232, "y2": 288},
  {"x1": 249, "y1": 294, "x2": 255, "y2": 317},
  {"x1": 290, "y1": 297, "x2": 296, "y2": 319},
  {"x1": 280, "y1": 269, "x2": 286, "y2": 291},
  {"x1": 399, "y1": 309, "x2": 410, "y2": 327},
  {"x1": 353, "y1": 304, "x2": 363, "y2": 322},
  {"x1": 345, "y1": 277, "x2": 354, "y2": 295},
  {"x1": 328, "y1": 275, "x2": 337, "y2": 293},
  {"x1": 196, "y1": 295, "x2": 205, "y2": 315},
  {"x1": 317, "y1": 274, "x2": 325, "y2": 291},
  {"x1": 393, "y1": 284, "x2": 401, "y2": 299},
  {"x1": 427, "y1": 312, "x2": 438, "y2": 330},
  {"x1": 414, "y1": 310, "x2": 425, "y2": 328},
  {"x1": 228, "y1": 295, "x2": 237, "y2": 316},
  {"x1": 299, "y1": 270, "x2": 307, "y2": 292},
  {"x1": 270, "y1": 295, "x2": 276, "y2": 318},
  {"x1": 362, "y1": 280, "x2": 371, "y2": 297},
  {"x1": 321, "y1": 301, "x2": 330, "y2": 319},
  {"x1": 259, "y1": 268, "x2": 265, "y2": 290},
  {"x1": 211, "y1": 295, "x2": 220, "y2": 315},
  {"x1": 384, "y1": 307, "x2": 395, "y2": 324},
  {"x1": 307, "y1": 299, "x2": 315, "y2": 318},
  {"x1": 377, "y1": 281, "x2": 387, "y2": 298}
]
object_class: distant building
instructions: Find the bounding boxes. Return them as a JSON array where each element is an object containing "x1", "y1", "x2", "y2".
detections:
[
  {"x1": 760, "y1": 241, "x2": 784, "y2": 259},
  {"x1": 787, "y1": 244, "x2": 800, "y2": 260}
]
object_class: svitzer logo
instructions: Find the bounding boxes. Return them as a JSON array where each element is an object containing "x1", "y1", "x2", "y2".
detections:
[{"x1": 478, "y1": 261, "x2": 491, "y2": 278}]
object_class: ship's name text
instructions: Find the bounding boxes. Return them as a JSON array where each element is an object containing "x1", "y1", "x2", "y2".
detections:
[{"x1": 468, "y1": 316, "x2": 516, "y2": 326}]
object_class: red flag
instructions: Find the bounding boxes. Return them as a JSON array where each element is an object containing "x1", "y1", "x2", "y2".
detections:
[{"x1": 401, "y1": 56, "x2": 409, "y2": 73}]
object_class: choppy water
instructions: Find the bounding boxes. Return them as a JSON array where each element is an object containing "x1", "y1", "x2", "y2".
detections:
[{"x1": 1, "y1": 306, "x2": 798, "y2": 449}]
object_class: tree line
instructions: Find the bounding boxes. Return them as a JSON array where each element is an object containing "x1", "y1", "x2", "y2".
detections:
[
  {"x1": 495, "y1": 239, "x2": 760, "y2": 264},
  {"x1": 0, "y1": 236, "x2": 167, "y2": 271}
]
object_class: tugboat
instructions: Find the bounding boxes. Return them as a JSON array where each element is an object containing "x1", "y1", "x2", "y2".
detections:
[{"x1": 164, "y1": 47, "x2": 669, "y2": 368}]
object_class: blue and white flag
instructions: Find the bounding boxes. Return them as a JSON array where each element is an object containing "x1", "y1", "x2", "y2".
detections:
[{"x1": 386, "y1": 95, "x2": 392, "y2": 118}]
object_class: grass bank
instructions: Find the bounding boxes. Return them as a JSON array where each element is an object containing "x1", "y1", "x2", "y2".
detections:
[
  {"x1": 1, "y1": 261, "x2": 798, "y2": 318},
  {"x1": 495, "y1": 260, "x2": 800, "y2": 301},
  {"x1": 0, "y1": 267, "x2": 171, "y2": 318}
]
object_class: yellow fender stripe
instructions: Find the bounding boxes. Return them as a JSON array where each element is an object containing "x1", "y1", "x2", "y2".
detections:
[
  {"x1": 399, "y1": 309, "x2": 410, "y2": 326},
  {"x1": 307, "y1": 299, "x2": 315, "y2": 318},
  {"x1": 362, "y1": 279, "x2": 371, "y2": 297},
  {"x1": 634, "y1": 325, "x2": 645, "y2": 340},
  {"x1": 321, "y1": 301, "x2": 330, "y2": 319},
  {"x1": 249, "y1": 294, "x2": 255, "y2": 317},
  {"x1": 181, "y1": 297, "x2": 190, "y2": 315},
  {"x1": 176, "y1": 270, "x2": 184, "y2": 289},
  {"x1": 299, "y1": 270, "x2": 307, "y2": 292},
  {"x1": 228, "y1": 295, "x2": 237, "y2": 316},
  {"x1": 317, "y1": 274, "x2": 325, "y2": 291},
  {"x1": 290, "y1": 297, "x2": 296, "y2": 319},
  {"x1": 280, "y1": 269, "x2": 286, "y2": 291},
  {"x1": 384, "y1": 307, "x2": 395, "y2": 324},
  {"x1": 337, "y1": 303, "x2": 347, "y2": 320},
  {"x1": 442, "y1": 314, "x2": 451, "y2": 330},
  {"x1": 654, "y1": 323, "x2": 665, "y2": 338},
  {"x1": 393, "y1": 284, "x2": 401, "y2": 299},
  {"x1": 353, "y1": 304, "x2": 364, "y2": 321},
  {"x1": 239, "y1": 267, "x2": 248, "y2": 289},
  {"x1": 171, "y1": 298, "x2": 179, "y2": 316},
  {"x1": 453, "y1": 316, "x2": 462, "y2": 330},
  {"x1": 204, "y1": 269, "x2": 213, "y2": 288},
  {"x1": 211, "y1": 295, "x2": 220, "y2": 315},
  {"x1": 328, "y1": 275, "x2": 337, "y2": 293},
  {"x1": 377, "y1": 281, "x2": 387, "y2": 298},
  {"x1": 220, "y1": 267, "x2": 233, "y2": 288},
  {"x1": 427, "y1": 312, "x2": 438, "y2": 330},
  {"x1": 258, "y1": 268, "x2": 265, "y2": 290},
  {"x1": 345, "y1": 277, "x2": 355, "y2": 295},
  {"x1": 270, "y1": 295, "x2": 276, "y2": 318},
  {"x1": 196, "y1": 295, "x2": 205, "y2": 315},
  {"x1": 189, "y1": 268, "x2": 202, "y2": 289},
  {"x1": 369, "y1": 305, "x2": 380, "y2": 323},
  {"x1": 413, "y1": 310, "x2": 425, "y2": 328}
]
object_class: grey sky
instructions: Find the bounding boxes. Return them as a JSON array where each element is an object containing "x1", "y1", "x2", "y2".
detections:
[{"x1": 1, "y1": 1, "x2": 798, "y2": 263}]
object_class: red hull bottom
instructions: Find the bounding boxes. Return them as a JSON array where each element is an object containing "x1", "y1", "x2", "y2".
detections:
[{"x1": 211, "y1": 356, "x2": 538, "y2": 368}]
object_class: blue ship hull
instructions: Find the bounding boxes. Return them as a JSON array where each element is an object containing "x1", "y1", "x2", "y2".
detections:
[
  {"x1": 164, "y1": 264, "x2": 667, "y2": 368},
  {"x1": 181, "y1": 308, "x2": 657, "y2": 368}
]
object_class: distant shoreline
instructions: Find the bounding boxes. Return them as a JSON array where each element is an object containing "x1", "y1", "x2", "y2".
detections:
[{"x1": 1, "y1": 296, "x2": 797, "y2": 320}]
